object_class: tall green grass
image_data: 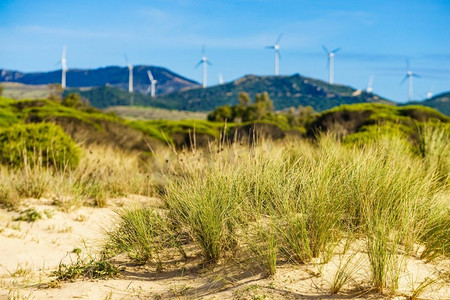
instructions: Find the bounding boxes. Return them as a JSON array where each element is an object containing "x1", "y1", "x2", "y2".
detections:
[{"x1": 158, "y1": 132, "x2": 449, "y2": 293}]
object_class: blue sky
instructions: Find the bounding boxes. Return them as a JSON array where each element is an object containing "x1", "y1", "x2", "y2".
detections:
[{"x1": 1, "y1": 0, "x2": 449, "y2": 102}]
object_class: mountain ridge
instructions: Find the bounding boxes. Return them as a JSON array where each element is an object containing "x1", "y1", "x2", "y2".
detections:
[
  {"x1": 0, "y1": 65, "x2": 200, "y2": 95},
  {"x1": 155, "y1": 73, "x2": 393, "y2": 112}
]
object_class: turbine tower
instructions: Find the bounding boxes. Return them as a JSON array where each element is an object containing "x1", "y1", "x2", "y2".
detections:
[
  {"x1": 61, "y1": 46, "x2": 67, "y2": 89},
  {"x1": 124, "y1": 55, "x2": 133, "y2": 93},
  {"x1": 426, "y1": 88, "x2": 433, "y2": 99},
  {"x1": 400, "y1": 60, "x2": 420, "y2": 101},
  {"x1": 266, "y1": 33, "x2": 282, "y2": 76},
  {"x1": 218, "y1": 73, "x2": 224, "y2": 85},
  {"x1": 146, "y1": 70, "x2": 157, "y2": 98},
  {"x1": 322, "y1": 46, "x2": 341, "y2": 84},
  {"x1": 195, "y1": 46, "x2": 211, "y2": 88},
  {"x1": 367, "y1": 76, "x2": 374, "y2": 94}
]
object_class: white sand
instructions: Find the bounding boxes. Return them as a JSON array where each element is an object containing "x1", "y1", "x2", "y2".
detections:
[{"x1": 1, "y1": 198, "x2": 448, "y2": 299}]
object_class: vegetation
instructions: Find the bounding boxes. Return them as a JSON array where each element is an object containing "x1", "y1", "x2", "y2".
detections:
[
  {"x1": 13, "y1": 207, "x2": 43, "y2": 222},
  {"x1": 208, "y1": 91, "x2": 317, "y2": 134},
  {"x1": 406, "y1": 91, "x2": 450, "y2": 116},
  {"x1": 1, "y1": 65, "x2": 198, "y2": 99},
  {"x1": 104, "y1": 105, "x2": 207, "y2": 121},
  {"x1": 0, "y1": 94, "x2": 449, "y2": 296},
  {"x1": 95, "y1": 130, "x2": 449, "y2": 295},
  {"x1": 104, "y1": 206, "x2": 185, "y2": 266},
  {"x1": 0, "y1": 123, "x2": 80, "y2": 169},
  {"x1": 51, "y1": 251, "x2": 121, "y2": 283},
  {"x1": 157, "y1": 74, "x2": 392, "y2": 112}
]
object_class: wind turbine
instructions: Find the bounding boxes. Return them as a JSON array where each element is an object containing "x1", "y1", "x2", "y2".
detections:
[
  {"x1": 322, "y1": 45, "x2": 341, "y2": 84},
  {"x1": 426, "y1": 86, "x2": 434, "y2": 99},
  {"x1": 266, "y1": 33, "x2": 282, "y2": 76},
  {"x1": 146, "y1": 70, "x2": 157, "y2": 98},
  {"x1": 195, "y1": 46, "x2": 211, "y2": 88},
  {"x1": 366, "y1": 76, "x2": 374, "y2": 94},
  {"x1": 400, "y1": 60, "x2": 420, "y2": 101},
  {"x1": 124, "y1": 55, "x2": 133, "y2": 93},
  {"x1": 218, "y1": 73, "x2": 224, "y2": 85},
  {"x1": 60, "y1": 46, "x2": 68, "y2": 89}
]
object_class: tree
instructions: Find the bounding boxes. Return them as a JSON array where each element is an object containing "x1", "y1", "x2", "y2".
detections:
[
  {"x1": 0, "y1": 85, "x2": 3, "y2": 97},
  {"x1": 254, "y1": 92, "x2": 274, "y2": 120},
  {"x1": 238, "y1": 91, "x2": 250, "y2": 107},
  {"x1": 298, "y1": 105, "x2": 317, "y2": 127},
  {"x1": 62, "y1": 93, "x2": 83, "y2": 108},
  {"x1": 286, "y1": 107, "x2": 299, "y2": 127},
  {"x1": 207, "y1": 105, "x2": 235, "y2": 122}
]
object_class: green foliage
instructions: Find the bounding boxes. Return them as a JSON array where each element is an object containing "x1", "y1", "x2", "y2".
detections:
[
  {"x1": 207, "y1": 105, "x2": 235, "y2": 122},
  {"x1": 238, "y1": 91, "x2": 251, "y2": 107},
  {"x1": 405, "y1": 92, "x2": 450, "y2": 116},
  {"x1": 51, "y1": 252, "x2": 121, "y2": 283},
  {"x1": 0, "y1": 123, "x2": 80, "y2": 169},
  {"x1": 209, "y1": 91, "x2": 275, "y2": 123},
  {"x1": 13, "y1": 207, "x2": 43, "y2": 222},
  {"x1": 61, "y1": 93, "x2": 84, "y2": 108},
  {"x1": 130, "y1": 119, "x2": 224, "y2": 144},
  {"x1": 156, "y1": 74, "x2": 392, "y2": 112}
]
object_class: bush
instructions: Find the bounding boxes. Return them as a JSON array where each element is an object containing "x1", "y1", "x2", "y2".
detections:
[
  {"x1": 207, "y1": 105, "x2": 235, "y2": 122},
  {"x1": 0, "y1": 123, "x2": 80, "y2": 169},
  {"x1": 62, "y1": 93, "x2": 84, "y2": 108}
]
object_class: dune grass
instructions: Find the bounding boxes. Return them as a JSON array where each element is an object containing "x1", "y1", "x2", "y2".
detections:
[
  {"x1": 158, "y1": 132, "x2": 449, "y2": 293},
  {"x1": 0, "y1": 105, "x2": 448, "y2": 296}
]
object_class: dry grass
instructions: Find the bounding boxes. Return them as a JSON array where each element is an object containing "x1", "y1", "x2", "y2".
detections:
[
  {"x1": 104, "y1": 105, "x2": 208, "y2": 121},
  {"x1": 0, "y1": 125, "x2": 448, "y2": 297}
]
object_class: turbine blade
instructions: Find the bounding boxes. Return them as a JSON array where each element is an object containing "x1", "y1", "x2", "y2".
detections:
[
  {"x1": 194, "y1": 61, "x2": 202, "y2": 68},
  {"x1": 202, "y1": 45, "x2": 205, "y2": 55},
  {"x1": 322, "y1": 45, "x2": 329, "y2": 54},
  {"x1": 332, "y1": 47, "x2": 341, "y2": 53},
  {"x1": 146, "y1": 86, "x2": 151, "y2": 94},
  {"x1": 124, "y1": 54, "x2": 129, "y2": 64},
  {"x1": 413, "y1": 73, "x2": 420, "y2": 78},
  {"x1": 399, "y1": 75, "x2": 408, "y2": 85},
  {"x1": 207, "y1": 60, "x2": 212, "y2": 66},
  {"x1": 275, "y1": 33, "x2": 283, "y2": 45},
  {"x1": 62, "y1": 46, "x2": 67, "y2": 58},
  {"x1": 405, "y1": 58, "x2": 410, "y2": 70},
  {"x1": 147, "y1": 70, "x2": 154, "y2": 81},
  {"x1": 265, "y1": 46, "x2": 275, "y2": 49}
]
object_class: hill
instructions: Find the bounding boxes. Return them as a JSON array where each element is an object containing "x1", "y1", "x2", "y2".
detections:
[
  {"x1": 0, "y1": 82, "x2": 49, "y2": 99},
  {"x1": 0, "y1": 65, "x2": 199, "y2": 95},
  {"x1": 406, "y1": 92, "x2": 450, "y2": 116},
  {"x1": 156, "y1": 74, "x2": 393, "y2": 112}
]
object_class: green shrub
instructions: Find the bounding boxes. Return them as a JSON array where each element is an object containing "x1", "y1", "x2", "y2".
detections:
[
  {"x1": 51, "y1": 251, "x2": 121, "y2": 283},
  {"x1": 14, "y1": 207, "x2": 43, "y2": 222},
  {"x1": 0, "y1": 123, "x2": 80, "y2": 169}
]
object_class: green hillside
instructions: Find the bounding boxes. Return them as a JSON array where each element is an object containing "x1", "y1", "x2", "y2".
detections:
[
  {"x1": 1, "y1": 96, "x2": 447, "y2": 150},
  {"x1": 63, "y1": 74, "x2": 392, "y2": 112},
  {"x1": 406, "y1": 92, "x2": 450, "y2": 116},
  {"x1": 156, "y1": 74, "x2": 393, "y2": 112}
]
